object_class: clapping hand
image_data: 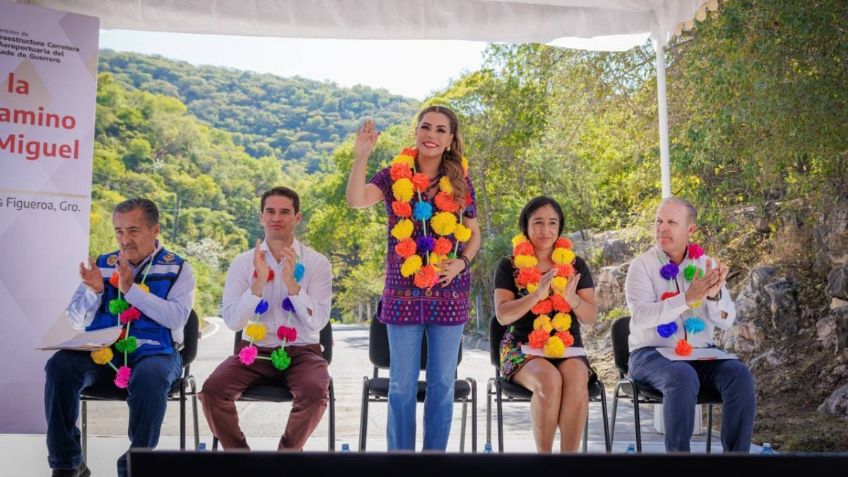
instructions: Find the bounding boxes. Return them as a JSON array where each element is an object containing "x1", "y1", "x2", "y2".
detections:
[{"x1": 79, "y1": 257, "x2": 104, "y2": 293}]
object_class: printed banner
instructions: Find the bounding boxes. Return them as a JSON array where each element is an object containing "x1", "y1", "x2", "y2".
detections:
[{"x1": 0, "y1": 1, "x2": 99, "y2": 432}]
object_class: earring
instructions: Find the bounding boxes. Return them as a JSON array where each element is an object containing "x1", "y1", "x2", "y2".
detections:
[{"x1": 446, "y1": 146, "x2": 451, "y2": 152}]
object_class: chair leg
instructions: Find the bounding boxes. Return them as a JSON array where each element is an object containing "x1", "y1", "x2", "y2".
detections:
[
  {"x1": 81, "y1": 400, "x2": 87, "y2": 462},
  {"x1": 180, "y1": 380, "x2": 186, "y2": 451},
  {"x1": 190, "y1": 377, "x2": 199, "y2": 450},
  {"x1": 359, "y1": 377, "x2": 369, "y2": 452},
  {"x1": 632, "y1": 392, "x2": 642, "y2": 453},
  {"x1": 485, "y1": 378, "x2": 493, "y2": 448},
  {"x1": 706, "y1": 404, "x2": 713, "y2": 453},
  {"x1": 583, "y1": 412, "x2": 589, "y2": 453},
  {"x1": 459, "y1": 401, "x2": 467, "y2": 453},
  {"x1": 470, "y1": 378, "x2": 477, "y2": 453},
  {"x1": 328, "y1": 378, "x2": 336, "y2": 452},
  {"x1": 495, "y1": 381, "x2": 505, "y2": 453},
  {"x1": 610, "y1": 383, "x2": 620, "y2": 449},
  {"x1": 599, "y1": 383, "x2": 611, "y2": 453}
]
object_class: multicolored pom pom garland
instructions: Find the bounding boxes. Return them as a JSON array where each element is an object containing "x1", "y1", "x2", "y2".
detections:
[
  {"x1": 389, "y1": 147, "x2": 472, "y2": 289},
  {"x1": 655, "y1": 242, "x2": 708, "y2": 356},
  {"x1": 238, "y1": 295, "x2": 301, "y2": 371},
  {"x1": 512, "y1": 234, "x2": 578, "y2": 357},
  {"x1": 91, "y1": 260, "x2": 153, "y2": 388}
]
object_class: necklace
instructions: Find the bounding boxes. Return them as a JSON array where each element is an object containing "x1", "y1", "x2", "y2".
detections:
[
  {"x1": 512, "y1": 234, "x2": 577, "y2": 357},
  {"x1": 655, "y1": 242, "x2": 708, "y2": 356},
  {"x1": 389, "y1": 147, "x2": 471, "y2": 288}
]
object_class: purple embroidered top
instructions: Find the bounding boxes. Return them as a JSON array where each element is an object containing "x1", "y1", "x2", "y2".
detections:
[{"x1": 369, "y1": 166, "x2": 477, "y2": 326}]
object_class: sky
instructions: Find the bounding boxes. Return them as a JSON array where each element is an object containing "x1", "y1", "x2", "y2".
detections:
[{"x1": 99, "y1": 30, "x2": 490, "y2": 100}]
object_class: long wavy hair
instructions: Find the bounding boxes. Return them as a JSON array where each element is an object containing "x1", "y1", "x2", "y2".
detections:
[{"x1": 416, "y1": 105, "x2": 467, "y2": 206}]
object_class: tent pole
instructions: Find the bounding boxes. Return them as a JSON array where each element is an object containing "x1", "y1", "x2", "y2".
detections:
[{"x1": 654, "y1": 39, "x2": 671, "y2": 198}]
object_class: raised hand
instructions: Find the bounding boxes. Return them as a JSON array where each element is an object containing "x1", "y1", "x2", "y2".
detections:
[
  {"x1": 251, "y1": 239, "x2": 271, "y2": 297},
  {"x1": 705, "y1": 258, "x2": 728, "y2": 298},
  {"x1": 685, "y1": 258, "x2": 720, "y2": 305},
  {"x1": 280, "y1": 246, "x2": 298, "y2": 284},
  {"x1": 534, "y1": 269, "x2": 556, "y2": 300},
  {"x1": 79, "y1": 257, "x2": 104, "y2": 293},
  {"x1": 116, "y1": 252, "x2": 134, "y2": 294},
  {"x1": 354, "y1": 119, "x2": 380, "y2": 162},
  {"x1": 564, "y1": 273, "x2": 582, "y2": 304}
]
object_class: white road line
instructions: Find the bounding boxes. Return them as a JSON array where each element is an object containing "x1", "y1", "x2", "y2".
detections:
[{"x1": 201, "y1": 316, "x2": 222, "y2": 341}]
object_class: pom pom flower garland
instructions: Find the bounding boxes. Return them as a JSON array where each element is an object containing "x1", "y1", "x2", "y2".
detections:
[
  {"x1": 91, "y1": 260, "x2": 154, "y2": 387},
  {"x1": 238, "y1": 295, "x2": 301, "y2": 371},
  {"x1": 389, "y1": 147, "x2": 471, "y2": 289},
  {"x1": 655, "y1": 242, "x2": 710, "y2": 355},
  {"x1": 513, "y1": 234, "x2": 577, "y2": 357}
]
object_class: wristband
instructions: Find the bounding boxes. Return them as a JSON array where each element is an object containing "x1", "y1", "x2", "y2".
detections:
[{"x1": 459, "y1": 255, "x2": 470, "y2": 270}]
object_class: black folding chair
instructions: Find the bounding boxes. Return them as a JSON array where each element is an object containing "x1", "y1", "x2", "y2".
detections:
[
  {"x1": 358, "y1": 304, "x2": 477, "y2": 452},
  {"x1": 211, "y1": 321, "x2": 336, "y2": 451},
  {"x1": 609, "y1": 316, "x2": 721, "y2": 452},
  {"x1": 485, "y1": 316, "x2": 610, "y2": 453},
  {"x1": 81, "y1": 309, "x2": 200, "y2": 459}
]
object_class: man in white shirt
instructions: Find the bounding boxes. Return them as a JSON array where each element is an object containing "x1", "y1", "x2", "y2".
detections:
[
  {"x1": 624, "y1": 196, "x2": 755, "y2": 452},
  {"x1": 199, "y1": 186, "x2": 333, "y2": 450}
]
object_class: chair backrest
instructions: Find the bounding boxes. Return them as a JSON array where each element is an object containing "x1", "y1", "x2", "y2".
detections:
[
  {"x1": 234, "y1": 320, "x2": 334, "y2": 364},
  {"x1": 369, "y1": 300, "x2": 462, "y2": 370},
  {"x1": 611, "y1": 316, "x2": 632, "y2": 377},
  {"x1": 180, "y1": 309, "x2": 200, "y2": 367},
  {"x1": 489, "y1": 316, "x2": 507, "y2": 367}
]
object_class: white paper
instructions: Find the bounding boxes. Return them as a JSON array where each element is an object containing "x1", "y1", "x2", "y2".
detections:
[
  {"x1": 656, "y1": 347, "x2": 737, "y2": 361},
  {"x1": 521, "y1": 345, "x2": 587, "y2": 359},
  {"x1": 38, "y1": 326, "x2": 122, "y2": 351}
]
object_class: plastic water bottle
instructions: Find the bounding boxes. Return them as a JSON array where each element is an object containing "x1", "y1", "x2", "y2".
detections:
[
  {"x1": 197, "y1": 442, "x2": 207, "y2": 451},
  {"x1": 625, "y1": 443, "x2": 636, "y2": 453},
  {"x1": 483, "y1": 442, "x2": 493, "y2": 453},
  {"x1": 761, "y1": 442, "x2": 775, "y2": 455},
  {"x1": 340, "y1": 442, "x2": 351, "y2": 452}
]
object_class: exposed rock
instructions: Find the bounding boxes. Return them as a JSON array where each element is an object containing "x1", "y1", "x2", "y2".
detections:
[
  {"x1": 764, "y1": 277, "x2": 800, "y2": 334},
  {"x1": 818, "y1": 382, "x2": 848, "y2": 419},
  {"x1": 722, "y1": 267, "x2": 800, "y2": 355},
  {"x1": 814, "y1": 193, "x2": 848, "y2": 270},
  {"x1": 749, "y1": 348, "x2": 784, "y2": 369},
  {"x1": 601, "y1": 239, "x2": 633, "y2": 266},
  {"x1": 816, "y1": 307, "x2": 848, "y2": 353},
  {"x1": 595, "y1": 263, "x2": 629, "y2": 313},
  {"x1": 826, "y1": 266, "x2": 848, "y2": 303}
]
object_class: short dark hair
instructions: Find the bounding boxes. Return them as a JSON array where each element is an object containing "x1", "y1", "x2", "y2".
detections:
[
  {"x1": 114, "y1": 198, "x2": 159, "y2": 226},
  {"x1": 660, "y1": 196, "x2": 697, "y2": 224},
  {"x1": 519, "y1": 196, "x2": 565, "y2": 237},
  {"x1": 261, "y1": 186, "x2": 300, "y2": 214}
]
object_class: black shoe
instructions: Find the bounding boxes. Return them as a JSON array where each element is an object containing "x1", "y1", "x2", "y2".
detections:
[{"x1": 52, "y1": 462, "x2": 90, "y2": 477}]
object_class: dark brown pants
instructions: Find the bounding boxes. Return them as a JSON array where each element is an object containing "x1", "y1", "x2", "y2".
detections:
[{"x1": 199, "y1": 341, "x2": 329, "y2": 450}]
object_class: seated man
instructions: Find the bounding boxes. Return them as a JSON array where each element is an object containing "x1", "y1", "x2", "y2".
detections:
[
  {"x1": 44, "y1": 198, "x2": 195, "y2": 477},
  {"x1": 624, "y1": 196, "x2": 755, "y2": 452},
  {"x1": 199, "y1": 186, "x2": 332, "y2": 451}
]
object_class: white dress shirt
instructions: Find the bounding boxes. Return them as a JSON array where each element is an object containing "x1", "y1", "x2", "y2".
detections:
[
  {"x1": 65, "y1": 242, "x2": 196, "y2": 344},
  {"x1": 221, "y1": 238, "x2": 332, "y2": 347},
  {"x1": 624, "y1": 245, "x2": 736, "y2": 352}
]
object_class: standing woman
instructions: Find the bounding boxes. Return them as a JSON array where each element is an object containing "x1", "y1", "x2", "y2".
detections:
[
  {"x1": 493, "y1": 196, "x2": 598, "y2": 453},
  {"x1": 346, "y1": 105, "x2": 482, "y2": 451}
]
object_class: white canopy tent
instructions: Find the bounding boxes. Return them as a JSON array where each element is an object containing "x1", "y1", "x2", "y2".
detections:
[{"x1": 19, "y1": 0, "x2": 725, "y2": 196}]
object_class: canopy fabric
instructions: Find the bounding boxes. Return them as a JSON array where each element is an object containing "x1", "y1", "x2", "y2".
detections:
[{"x1": 21, "y1": 0, "x2": 715, "y2": 49}]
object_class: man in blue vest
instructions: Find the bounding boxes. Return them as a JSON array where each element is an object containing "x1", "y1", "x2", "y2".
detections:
[{"x1": 44, "y1": 198, "x2": 195, "y2": 477}]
